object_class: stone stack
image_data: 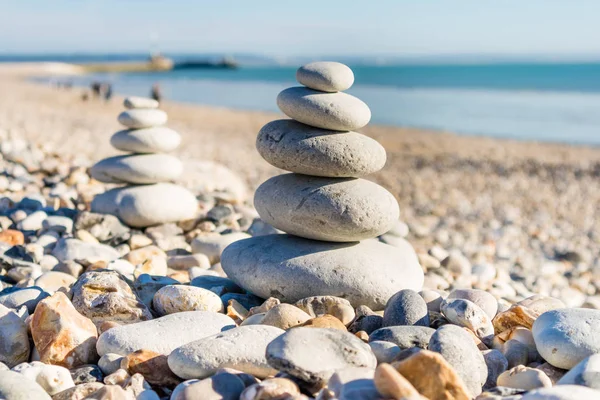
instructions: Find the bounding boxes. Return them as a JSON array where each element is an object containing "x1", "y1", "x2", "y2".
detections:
[
  {"x1": 222, "y1": 62, "x2": 424, "y2": 309},
  {"x1": 91, "y1": 97, "x2": 197, "y2": 228}
]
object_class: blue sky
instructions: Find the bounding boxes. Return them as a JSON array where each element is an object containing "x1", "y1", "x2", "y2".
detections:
[{"x1": 1, "y1": 0, "x2": 600, "y2": 58}]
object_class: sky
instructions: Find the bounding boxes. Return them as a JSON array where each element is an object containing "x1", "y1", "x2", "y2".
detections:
[{"x1": 1, "y1": 0, "x2": 600, "y2": 59}]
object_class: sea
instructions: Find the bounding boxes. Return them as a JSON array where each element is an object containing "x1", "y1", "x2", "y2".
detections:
[{"x1": 9, "y1": 54, "x2": 600, "y2": 145}]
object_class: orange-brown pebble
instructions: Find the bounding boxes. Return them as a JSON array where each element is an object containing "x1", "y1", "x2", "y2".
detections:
[
  {"x1": 355, "y1": 331, "x2": 369, "y2": 342},
  {"x1": 374, "y1": 363, "x2": 422, "y2": 400},
  {"x1": 121, "y1": 349, "x2": 181, "y2": 387},
  {"x1": 298, "y1": 314, "x2": 347, "y2": 331},
  {"x1": 0, "y1": 229, "x2": 24, "y2": 246}
]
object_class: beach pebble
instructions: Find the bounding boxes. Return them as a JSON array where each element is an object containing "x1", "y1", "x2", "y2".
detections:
[
  {"x1": 90, "y1": 154, "x2": 183, "y2": 184},
  {"x1": 152, "y1": 285, "x2": 223, "y2": 315},
  {"x1": 33, "y1": 271, "x2": 77, "y2": 293},
  {"x1": 71, "y1": 270, "x2": 152, "y2": 327},
  {"x1": 429, "y1": 324, "x2": 488, "y2": 397},
  {"x1": 383, "y1": 289, "x2": 429, "y2": 327},
  {"x1": 447, "y1": 288, "x2": 498, "y2": 319},
  {"x1": 266, "y1": 327, "x2": 376, "y2": 385},
  {"x1": 98, "y1": 353, "x2": 124, "y2": 376},
  {"x1": 532, "y1": 308, "x2": 600, "y2": 369},
  {"x1": 294, "y1": 295, "x2": 355, "y2": 325},
  {"x1": 0, "y1": 304, "x2": 29, "y2": 368},
  {"x1": 91, "y1": 183, "x2": 198, "y2": 228},
  {"x1": 419, "y1": 289, "x2": 445, "y2": 312},
  {"x1": 168, "y1": 254, "x2": 211, "y2": 270},
  {"x1": 482, "y1": 349, "x2": 508, "y2": 390},
  {"x1": 518, "y1": 294, "x2": 566, "y2": 315},
  {"x1": 441, "y1": 298, "x2": 495, "y2": 344},
  {"x1": 557, "y1": 353, "x2": 600, "y2": 388},
  {"x1": 123, "y1": 96, "x2": 159, "y2": 109},
  {"x1": 42, "y1": 216, "x2": 73, "y2": 234},
  {"x1": 96, "y1": 311, "x2": 235, "y2": 356},
  {"x1": 221, "y1": 234, "x2": 424, "y2": 309},
  {"x1": 328, "y1": 367, "x2": 377, "y2": 399},
  {"x1": 369, "y1": 341, "x2": 401, "y2": 363},
  {"x1": 0, "y1": 370, "x2": 51, "y2": 399},
  {"x1": 277, "y1": 87, "x2": 371, "y2": 131},
  {"x1": 260, "y1": 304, "x2": 312, "y2": 329},
  {"x1": 369, "y1": 325, "x2": 435, "y2": 349},
  {"x1": 521, "y1": 385, "x2": 600, "y2": 400},
  {"x1": 296, "y1": 61, "x2": 354, "y2": 92},
  {"x1": 121, "y1": 349, "x2": 180, "y2": 387},
  {"x1": 70, "y1": 364, "x2": 103, "y2": 384},
  {"x1": 0, "y1": 229, "x2": 24, "y2": 246},
  {"x1": 190, "y1": 275, "x2": 242, "y2": 296},
  {"x1": 256, "y1": 120, "x2": 385, "y2": 177},
  {"x1": 31, "y1": 292, "x2": 98, "y2": 368},
  {"x1": 190, "y1": 232, "x2": 251, "y2": 263},
  {"x1": 503, "y1": 339, "x2": 530, "y2": 368},
  {"x1": 52, "y1": 382, "x2": 104, "y2": 400},
  {"x1": 240, "y1": 377, "x2": 300, "y2": 400},
  {"x1": 493, "y1": 304, "x2": 538, "y2": 333},
  {"x1": 0, "y1": 286, "x2": 48, "y2": 313},
  {"x1": 374, "y1": 363, "x2": 420, "y2": 400},
  {"x1": 498, "y1": 365, "x2": 552, "y2": 392},
  {"x1": 16, "y1": 210, "x2": 47, "y2": 231},
  {"x1": 117, "y1": 109, "x2": 167, "y2": 129},
  {"x1": 14, "y1": 362, "x2": 74, "y2": 396},
  {"x1": 298, "y1": 314, "x2": 347, "y2": 330},
  {"x1": 52, "y1": 238, "x2": 120, "y2": 264},
  {"x1": 171, "y1": 373, "x2": 245, "y2": 400},
  {"x1": 255, "y1": 174, "x2": 398, "y2": 242},
  {"x1": 168, "y1": 325, "x2": 284, "y2": 379}
]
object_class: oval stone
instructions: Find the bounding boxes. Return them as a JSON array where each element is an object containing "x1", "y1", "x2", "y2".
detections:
[
  {"x1": 277, "y1": 87, "x2": 371, "y2": 131},
  {"x1": 369, "y1": 326, "x2": 435, "y2": 349},
  {"x1": 0, "y1": 371, "x2": 51, "y2": 400},
  {"x1": 117, "y1": 109, "x2": 167, "y2": 129},
  {"x1": 90, "y1": 154, "x2": 183, "y2": 184},
  {"x1": 123, "y1": 96, "x2": 159, "y2": 109},
  {"x1": 254, "y1": 174, "x2": 399, "y2": 242},
  {"x1": 91, "y1": 183, "x2": 198, "y2": 228},
  {"x1": 110, "y1": 127, "x2": 181, "y2": 153},
  {"x1": 168, "y1": 325, "x2": 284, "y2": 379},
  {"x1": 557, "y1": 353, "x2": 600, "y2": 388},
  {"x1": 296, "y1": 61, "x2": 354, "y2": 92},
  {"x1": 256, "y1": 120, "x2": 386, "y2": 177},
  {"x1": 522, "y1": 385, "x2": 600, "y2": 400},
  {"x1": 96, "y1": 311, "x2": 235, "y2": 356},
  {"x1": 532, "y1": 308, "x2": 600, "y2": 369},
  {"x1": 221, "y1": 234, "x2": 424, "y2": 309}
]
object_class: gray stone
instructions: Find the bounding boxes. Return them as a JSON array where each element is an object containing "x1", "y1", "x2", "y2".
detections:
[
  {"x1": 368, "y1": 326, "x2": 435, "y2": 349},
  {"x1": 70, "y1": 364, "x2": 103, "y2": 384},
  {"x1": 504, "y1": 339, "x2": 530, "y2": 369},
  {"x1": 123, "y1": 96, "x2": 159, "y2": 110},
  {"x1": 328, "y1": 367, "x2": 376, "y2": 399},
  {"x1": 519, "y1": 295, "x2": 566, "y2": 315},
  {"x1": 51, "y1": 238, "x2": 120, "y2": 264},
  {"x1": 256, "y1": 120, "x2": 385, "y2": 177},
  {"x1": 296, "y1": 61, "x2": 354, "y2": 92},
  {"x1": 266, "y1": 327, "x2": 376, "y2": 384},
  {"x1": 255, "y1": 174, "x2": 398, "y2": 242},
  {"x1": 221, "y1": 234, "x2": 424, "y2": 309},
  {"x1": 171, "y1": 373, "x2": 245, "y2": 400},
  {"x1": 0, "y1": 286, "x2": 48, "y2": 313},
  {"x1": 441, "y1": 298, "x2": 494, "y2": 344},
  {"x1": 190, "y1": 232, "x2": 251, "y2": 264},
  {"x1": 168, "y1": 325, "x2": 284, "y2": 379},
  {"x1": 368, "y1": 341, "x2": 401, "y2": 364},
  {"x1": 447, "y1": 289, "x2": 498, "y2": 319},
  {"x1": 0, "y1": 304, "x2": 29, "y2": 368},
  {"x1": 98, "y1": 353, "x2": 123, "y2": 376},
  {"x1": 521, "y1": 385, "x2": 600, "y2": 400},
  {"x1": 91, "y1": 183, "x2": 198, "y2": 228},
  {"x1": 429, "y1": 324, "x2": 487, "y2": 397},
  {"x1": 557, "y1": 353, "x2": 600, "y2": 388},
  {"x1": 0, "y1": 370, "x2": 51, "y2": 399},
  {"x1": 133, "y1": 274, "x2": 179, "y2": 309},
  {"x1": 532, "y1": 308, "x2": 600, "y2": 369},
  {"x1": 74, "y1": 212, "x2": 130, "y2": 245},
  {"x1": 96, "y1": 311, "x2": 236, "y2": 356},
  {"x1": 383, "y1": 289, "x2": 429, "y2": 327},
  {"x1": 483, "y1": 349, "x2": 509, "y2": 390},
  {"x1": 190, "y1": 276, "x2": 242, "y2": 296},
  {"x1": 117, "y1": 109, "x2": 167, "y2": 129},
  {"x1": 419, "y1": 289, "x2": 445, "y2": 313},
  {"x1": 42, "y1": 216, "x2": 73, "y2": 234},
  {"x1": 277, "y1": 87, "x2": 371, "y2": 131},
  {"x1": 111, "y1": 127, "x2": 181, "y2": 153},
  {"x1": 91, "y1": 154, "x2": 183, "y2": 184}
]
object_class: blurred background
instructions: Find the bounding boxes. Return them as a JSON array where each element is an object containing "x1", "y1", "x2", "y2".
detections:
[{"x1": 3, "y1": 0, "x2": 600, "y2": 144}]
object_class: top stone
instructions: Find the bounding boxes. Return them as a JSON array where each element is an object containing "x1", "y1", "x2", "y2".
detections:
[
  {"x1": 118, "y1": 109, "x2": 168, "y2": 129},
  {"x1": 123, "y1": 96, "x2": 159, "y2": 110},
  {"x1": 296, "y1": 61, "x2": 354, "y2": 92}
]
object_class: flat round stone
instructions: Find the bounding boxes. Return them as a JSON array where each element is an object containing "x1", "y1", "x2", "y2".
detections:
[
  {"x1": 256, "y1": 119, "x2": 386, "y2": 177},
  {"x1": 277, "y1": 87, "x2": 370, "y2": 131},
  {"x1": 296, "y1": 61, "x2": 354, "y2": 92},
  {"x1": 123, "y1": 96, "x2": 159, "y2": 109},
  {"x1": 117, "y1": 109, "x2": 167, "y2": 129},
  {"x1": 91, "y1": 154, "x2": 183, "y2": 184},
  {"x1": 254, "y1": 174, "x2": 399, "y2": 242},
  {"x1": 91, "y1": 183, "x2": 198, "y2": 228},
  {"x1": 168, "y1": 325, "x2": 284, "y2": 379},
  {"x1": 221, "y1": 234, "x2": 424, "y2": 309},
  {"x1": 110, "y1": 127, "x2": 181, "y2": 153}
]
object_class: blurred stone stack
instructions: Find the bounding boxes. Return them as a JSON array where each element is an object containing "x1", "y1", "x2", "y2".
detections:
[
  {"x1": 91, "y1": 97, "x2": 197, "y2": 227},
  {"x1": 222, "y1": 62, "x2": 424, "y2": 309}
]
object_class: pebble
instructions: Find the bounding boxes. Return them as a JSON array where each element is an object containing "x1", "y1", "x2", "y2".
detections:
[
  {"x1": 42, "y1": 216, "x2": 73, "y2": 233},
  {"x1": 117, "y1": 109, "x2": 167, "y2": 129},
  {"x1": 96, "y1": 311, "x2": 236, "y2": 356},
  {"x1": 383, "y1": 289, "x2": 430, "y2": 327},
  {"x1": 260, "y1": 304, "x2": 312, "y2": 329},
  {"x1": 482, "y1": 349, "x2": 508, "y2": 390},
  {"x1": 520, "y1": 385, "x2": 600, "y2": 400},
  {"x1": 0, "y1": 229, "x2": 24, "y2": 245},
  {"x1": 121, "y1": 349, "x2": 180, "y2": 387},
  {"x1": 70, "y1": 364, "x2": 104, "y2": 384},
  {"x1": 556, "y1": 353, "x2": 600, "y2": 388},
  {"x1": 0, "y1": 370, "x2": 51, "y2": 399},
  {"x1": 518, "y1": 294, "x2": 566, "y2": 315},
  {"x1": 14, "y1": 362, "x2": 75, "y2": 395},
  {"x1": 221, "y1": 234, "x2": 424, "y2": 309},
  {"x1": 31, "y1": 292, "x2": 98, "y2": 368},
  {"x1": 0, "y1": 286, "x2": 48, "y2": 313},
  {"x1": 254, "y1": 174, "x2": 399, "y2": 242},
  {"x1": 16, "y1": 210, "x2": 47, "y2": 231},
  {"x1": 373, "y1": 363, "x2": 420, "y2": 400},
  {"x1": 168, "y1": 325, "x2": 284, "y2": 379},
  {"x1": 33, "y1": 271, "x2": 77, "y2": 292},
  {"x1": 91, "y1": 183, "x2": 198, "y2": 228},
  {"x1": 170, "y1": 373, "x2": 245, "y2": 400},
  {"x1": 428, "y1": 324, "x2": 488, "y2": 397},
  {"x1": 256, "y1": 120, "x2": 385, "y2": 178},
  {"x1": 168, "y1": 254, "x2": 211, "y2": 270},
  {"x1": 368, "y1": 325, "x2": 435, "y2": 349},
  {"x1": 294, "y1": 295, "x2": 355, "y2": 326},
  {"x1": 299, "y1": 314, "x2": 347, "y2": 330},
  {"x1": 240, "y1": 377, "x2": 300, "y2": 400},
  {"x1": 152, "y1": 285, "x2": 224, "y2": 315},
  {"x1": 532, "y1": 308, "x2": 600, "y2": 369},
  {"x1": 497, "y1": 365, "x2": 552, "y2": 390},
  {"x1": 368, "y1": 341, "x2": 401, "y2": 364},
  {"x1": 52, "y1": 238, "x2": 120, "y2": 264},
  {"x1": 296, "y1": 61, "x2": 354, "y2": 92},
  {"x1": 123, "y1": 96, "x2": 159, "y2": 109},
  {"x1": 419, "y1": 289, "x2": 445, "y2": 312},
  {"x1": 328, "y1": 367, "x2": 376, "y2": 399},
  {"x1": 265, "y1": 327, "x2": 376, "y2": 385},
  {"x1": 53, "y1": 382, "x2": 104, "y2": 400},
  {"x1": 190, "y1": 275, "x2": 242, "y2": 296},
  {"x1": 447, "y1": 288, "x2": 498, "y2": 319},
  {"x1": 277, "y1": 87, "x2": 371, "y2": 131},
  {"x1": 90, "y1": 154, "x2": 183, "y2": 184},
  {"x1": 98, "y1": 353, "x2": 124, "y2": 376},
  {"x1": 503, "y1": 339, "x2": 530, "y2": 369},
  {"x1": 441, "y1": 298, "x2": 495, "y2": 344},
  {"x1": 0, "y1": 304, "x2": 30, "y2": 368},
  {"x1": 190, "y1": 232, "x2": 251, "y2": 263}
]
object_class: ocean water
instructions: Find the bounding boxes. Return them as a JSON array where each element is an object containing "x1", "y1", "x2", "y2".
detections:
[{"x1": 38, "y1": 63, "x2": 600, "y2": 145}]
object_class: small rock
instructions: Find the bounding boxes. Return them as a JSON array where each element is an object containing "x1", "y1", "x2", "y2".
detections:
[
  {"x1": 447, "y1": 289, "x2": 498, "y2": 319},
  {"x1": 441, "y1": 298, "x2": 494, "y2": 344},
  {"x1": 294, "y1": 295, "x2": 355, "y2": 326},
  {"x1": 296, "y1": 61, "x2": 354, "y2": 92},
  {"x1": 191, "y1": 232, "x2": 251, "y2": 263},
  {"x1": 0, "y1": 370, "x2": 51, "y2": 399},
  {"x1": 369, "y1": 341, "x2": 401, "y2": 364},
  {"x1": 0, "y1": 230, "x2": 24, "y2": 246},
  {"x1": 240, "y1": 377, "x2": 300, "y2": 400},
  {"x1": 70, "y1": 364, "x2": 104, "y2": 384},
  {"x1": 261, "y1": 304, "x2": 312, "y2": 330},
  {"x1": 383, "y1": 289, "x2": 429, "y2": 327},
  {"x1": 98, "y1": 353, "x2": 124, "y2": 376},
  {"x1": 0, "y1": 286, "x2": 48, "y2": 313},
  {"x1": 117, "y1": 109, "x2": 167, "y2": 129},
  {"x1": 153, "y1": 284, "x2": 223, "y2": 315},
  {"x1": 497, "y1": 365, "x2": 552, "y2": 390},
  {"x1": 14, "y1": 362, "x2": 74, "y2": 396},
  {"x1": 521, "y1": 385, "x2": 600, "y2": 400},
  {"x1": 121, "y1": 349, "x2": 180, "y2": 387},
  {"x1": 33, "y1": 271, "x2": 77, "y2": 293},
  {"x1": 369, "y1": 326, "x2": 435, "y2": 349},
  {"x1": 0, "y1": 304, "x2": 29, "y2": 367},
  {"x1": 16, "y1": 210, "x2": 47, "y2": 231},
  {"x1": 482, "y1": 349, "x2": 508, "y2": 390},
  {"x1": 298, "y1": 314, "x2": 347, "y2": 330},
  {"x1": 373, "y1": 363, "x2": 420, "y2": 400},
  {"x1": 123, "y1": 96, "x2": 159, "y2": 109},
  {"x1": 556, "y1": 353, "x2": 600, "y2": 388},
  {"x1": 52, "y1": 238, "x2": 120, "y2": 264},
  {"x1": 171, "y1": 373, "x2": 245, "y2": 400}
]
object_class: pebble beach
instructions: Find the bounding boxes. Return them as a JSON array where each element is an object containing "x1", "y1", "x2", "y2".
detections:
[{"x1": 0, "y1": 62, "x2": 598, "y2": 399}]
